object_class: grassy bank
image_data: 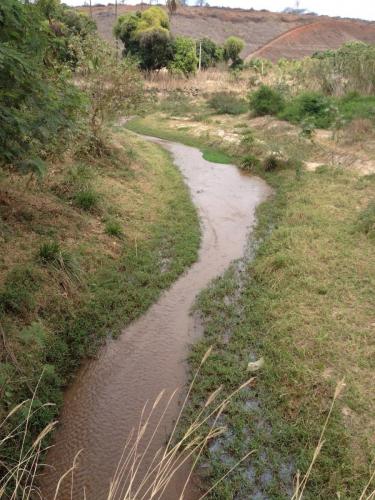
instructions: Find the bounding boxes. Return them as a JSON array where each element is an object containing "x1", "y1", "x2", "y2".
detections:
[
  {"x1": 0, "y1": 130, "x2": 200, "y2": 466},
  {"x1": 184, "y1": 166, "x2": 375, "y2": 498},
  {"x1": 129, "y1": 111, "x2": 375, "y2": 497}
]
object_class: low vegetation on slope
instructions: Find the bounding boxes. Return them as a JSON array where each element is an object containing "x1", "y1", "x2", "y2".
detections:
[{"x1": 126, "y1": 78, "x2": 375, "y2": 496}]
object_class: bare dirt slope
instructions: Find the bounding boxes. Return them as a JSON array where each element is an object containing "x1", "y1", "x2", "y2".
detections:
[
  {"x1": 248, "y1": 19, "x2": 375, "y2": 61},
  {"x1": 85, "y1": 4, "x2": 375, "y2": 60}
]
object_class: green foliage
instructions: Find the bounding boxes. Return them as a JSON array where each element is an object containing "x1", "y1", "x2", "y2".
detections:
[
  {"x1": 357, "y1": 201, "x2": 375, "y2": 238},
  {"x1": 240, "y1": 154, "x2": 260, "y2": 171},
  {"x1": 263, "y1": 153, "x2": 284, "y2": 171},
  {"x1": 208, "y1": 92, "x2": 247, "y2": 115},
  {"x1": 197, "y1": 37, "x2": 222, "y2": 69},
  {"x1": 138, "y1": 28, "x2": 173, "y2": 71},
  {"x1": 0, "y1": 0, "x2": 85, "y2": 170},
  {"x1": 114, "y1": 7, "x2": 172, "y2": 71},
  {"x1": 0, "y1": 266, "x2": 40, "y2": 315},
  {"x1": 169, "y1": 36, "x2": 198, "y2": 76},
  {"x1": 38, "y1": 241, "x2": 60, "y2": 262},
  {"x1": 74, "y1": 188, "x2": 99, "y2": 211},
  {"x1": 249, "y1": 85, "x2": 285, "y2": 116},
  {"x1": 338, "y1": 93, "x2": 375, "y2": 122},
  {"x1": 223, "y1": 36, "x2": 245, "y2": 66},
  {"x1": 105, "y1": 219, "x2": 124, "y2": 238},
  {"x1": 280, "y1": 92, "x2": 335, "y2": 128}
]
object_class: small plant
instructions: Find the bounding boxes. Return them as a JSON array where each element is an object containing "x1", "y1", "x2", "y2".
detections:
[
  {"x1": 38, "y1": 241, "x2": 60, "y2": 262},
  {"x1": 357, "y1": 201, "x2": 375, "y2": 238},
  {"x1": 0, "y1": 266, "x2": 40, "y2": 315},
  {"x1": 249, "y1": 85, "x2": 285, "y2": 116},
  {"x1": 263, "y1": 153, "x2": 284, "y2": 172},
  {"x1": 208, "y1": 92, "x2": 248, "y2": 115},
  {"x1": 241, "y1": 154, "x2": 260, "y2": 172},
  {"x1": 74, "y1": 189, "x2": 99, "y2": 211},
  {"x1": 240, "y1": 128, "x2": 255, "y2": 149},
  {"x1": 105, "y1": 219, "x2": 123, "y2": 238}
]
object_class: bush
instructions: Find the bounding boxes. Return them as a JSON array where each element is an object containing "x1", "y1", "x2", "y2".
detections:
[
  {"x1": 74, "y1": 189, "x2": 99, "y2": 211},
  {"x1": 208, "y1": 92, "x2": 247, "y2": 115},
  {"x1": 241, "y1": 154, "x2": 260, "y2": 171},
  {"x1": 280, "y1": 92, "x2": 334, "y2": 128},
  {"x1": 249, "y1": 85, "x2": 285, "y2": 116}
]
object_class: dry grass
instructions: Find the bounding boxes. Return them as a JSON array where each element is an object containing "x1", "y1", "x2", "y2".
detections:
[{"x1": 144, "y1": 68, "x2": 251, "y2": 95}]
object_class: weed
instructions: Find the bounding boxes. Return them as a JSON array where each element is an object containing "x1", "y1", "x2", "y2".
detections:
[
  {"x1": 208, "y1": 92, "x2": 248, "y2": 115},
  {"x1": 280, "y1": 92, "x2": 334, "y2": 128},
  {"x1": 74, "y1": 188, "x2": 100, "y2": 211},
  {"x1": 0, "y1": 266, "x2": 40, "y2": 315},
  {"x1": 241, "y1": 154, "x2": 260, "y2": 172},
  {"x1": 356, "y1": 200, "x2": 375, "y2": 238},
  {"x1": 105, "y1": 219, "x2": 124, "y2": 238},
  {"x1": 263, "y1": 154, "x2": 283, "y2": 172},
  {"x1": 38, "y1": 241, "x2": 60, "y2": 262}
]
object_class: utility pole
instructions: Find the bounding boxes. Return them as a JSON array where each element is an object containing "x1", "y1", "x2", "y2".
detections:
[
  {"x1": 198, "y1": 41, "x2": 202, "y2": 71},
  {"x1": 89, "y1": 0, "x2": 93, "y2": 19}
]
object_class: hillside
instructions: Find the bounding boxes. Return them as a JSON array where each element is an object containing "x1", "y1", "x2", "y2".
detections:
[{"x1": 86, "y1": 4, "x2": 375, "y2": 60}]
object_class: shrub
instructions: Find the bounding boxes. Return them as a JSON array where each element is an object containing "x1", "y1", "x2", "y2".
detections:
[
  {"x1": 241, "y1": 154, "x2": 260, "y2": 171},
  {"x1": 105, "y1": 220, "x2": 123, "y2": 238},
  {"x1": 208, "y1": 92, "x2": 247, "y2": 115},
  {"x1": 249, "y1": 85, "x2": 285, "y2": 116},
  {"x1": 74, "y1": 189, "x2": 99, "y2": 211},
  {"x1": 280, "y1": 92, "x2": 334, "y2": 128}
]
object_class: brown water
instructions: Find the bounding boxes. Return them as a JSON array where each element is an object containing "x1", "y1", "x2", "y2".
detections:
[{"x1": 41, "y1": 137, "x2": 271, "y2": 500}]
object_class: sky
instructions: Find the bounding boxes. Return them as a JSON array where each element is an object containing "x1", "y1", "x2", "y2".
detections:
[{"x1": 62, "y1": 0, "x2": 375, "y2": 22}]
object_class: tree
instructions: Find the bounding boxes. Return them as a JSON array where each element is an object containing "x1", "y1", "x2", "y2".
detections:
[
  {"x1": 114, "y1": 7, "x2": 172, "y2": 69},
  {"x1": 197, "y1": 37, "x2": 222, "y2": 69},
  {"x1": 223, "y1": 36, "x2": 245, "y2": 67},
  {"x1": 169, "y1": 36, "x2": 197, "y2": 76},
  {"x1": 166, "y1": 0, "x2": 179, "y2": 15},
  {"x1": 138, "y1": 29, "x2": 174, "y2": 70}
]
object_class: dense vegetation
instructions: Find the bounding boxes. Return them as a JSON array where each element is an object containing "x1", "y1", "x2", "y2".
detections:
[{"x1": 114, "y1": 6, "x2": 244, "y2": 75}]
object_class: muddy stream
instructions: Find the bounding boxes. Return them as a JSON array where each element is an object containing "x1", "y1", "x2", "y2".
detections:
[{"x1": 42, "y1": 137, "x2": 271, "y2": 499}]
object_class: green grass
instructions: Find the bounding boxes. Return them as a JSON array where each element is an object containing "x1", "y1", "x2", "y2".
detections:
[
  {"x1": 126, "y1": 117, "x2": 234, "y2": 164},
  {"x1": 182, "y1": 168, "x2": 375, "y2": 498},
  {"x1": 0, "y1": 131, "x2": 200, "y2": 471}
]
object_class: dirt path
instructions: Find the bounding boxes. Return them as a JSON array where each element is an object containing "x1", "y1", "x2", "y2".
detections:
[{"x1": 40, "y1": 137, "x2": 271, "y2": 499}]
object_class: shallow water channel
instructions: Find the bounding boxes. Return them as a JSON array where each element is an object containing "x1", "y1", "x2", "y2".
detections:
[{"x1": 42, "y1": 137, "x2": 271, "y2": 499}]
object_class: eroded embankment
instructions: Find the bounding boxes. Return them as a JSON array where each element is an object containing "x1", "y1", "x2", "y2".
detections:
[{"x1": 41, "y1": 137, "x2": 271, "y2": 499}]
